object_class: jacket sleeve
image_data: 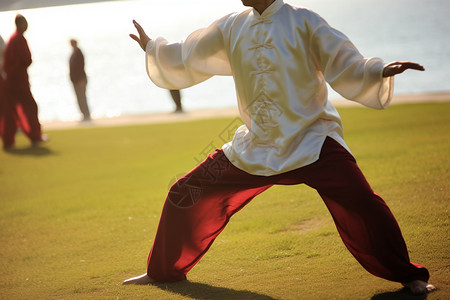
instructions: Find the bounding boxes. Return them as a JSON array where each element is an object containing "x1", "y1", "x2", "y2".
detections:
[
  {"x1": 145, "y1": 15, "x2": 233, "y2": 90},
  {"x1": 309, "y1": 17, "x2": 393, "y2": 109}
]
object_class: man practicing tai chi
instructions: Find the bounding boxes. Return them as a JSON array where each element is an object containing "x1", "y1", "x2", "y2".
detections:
[{"x1": 126, "y1": 0, "x2": 435, "y2": 294}]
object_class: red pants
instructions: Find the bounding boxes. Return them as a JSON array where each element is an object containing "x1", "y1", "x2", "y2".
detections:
[
  {"x1": 1, "y1": 85, "x2": 42, "y2": 147},
  {"x1": 0, "y1": 78, "x2": 16, "y2": 147},
  {"x1": 147, "y1": 137, "x2": 429, "y2": 283}
]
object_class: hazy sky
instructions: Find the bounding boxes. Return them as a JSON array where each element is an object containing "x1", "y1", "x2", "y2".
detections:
[{"x1": 0, "y1": 0, "x2": 124, "y2": 11}]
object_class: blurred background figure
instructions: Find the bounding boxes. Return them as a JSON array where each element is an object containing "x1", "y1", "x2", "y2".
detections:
[
  {"x1": 0, "y1": 35, "x2": 4, "y2": 76},
  {"x1": 169, "y1": 89, "x2": 183, "y2": 113},
  {"x1": 0, "y1": 34, "x2": 8, "y2": 148},
  {"x1": 69, "y1": 38, "x2": 91, "y2": 122},
  {"x1": 2, "y1": 14, "x2": 47, "y2": 149}
]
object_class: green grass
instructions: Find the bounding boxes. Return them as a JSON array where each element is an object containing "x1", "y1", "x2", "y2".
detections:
[{"x1": 0, "y1": 102, "x2": 449, "y2": 299}]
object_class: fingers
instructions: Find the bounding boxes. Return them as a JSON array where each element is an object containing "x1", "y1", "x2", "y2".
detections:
[
  {"x1": 404, "y1": 62, "x2": 425, "y2": 71},
  {"x1": 130, "y1": 20, "x2": 150, "y2": 50},
  {"x1": 130, "y1": 20, "x2": 141, "y2": 44},
  {"x1": 387, "y1": 61, "x2": 425, "y2": 71},
  {"x1": 129, "y1": 34, "x2": 139, "y2": 43},
  {"x1": 133, "y1": 20, "x2": 145, "y2": 36},
  {"x1": 383, "y1": 61, "x2": 425, "y2": 77},
  {"x1": 130, "y1": 20, "x2": 147, "y2": 40},
  {"x1": 129, "y1": 33, "x2": 143, "y2": 50}
]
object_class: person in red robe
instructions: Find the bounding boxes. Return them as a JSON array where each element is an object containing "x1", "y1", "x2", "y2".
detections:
[
  {"x1": 0, "y1": 34, "x2": 7, "y2": 145},
  {"x1": 2, "y1": 14, "x2": 47, "y2": 149}
]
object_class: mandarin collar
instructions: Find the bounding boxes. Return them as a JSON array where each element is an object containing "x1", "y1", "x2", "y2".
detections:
[{"x1": 252, "y1": 0, "x2": 284, "y2": 18}]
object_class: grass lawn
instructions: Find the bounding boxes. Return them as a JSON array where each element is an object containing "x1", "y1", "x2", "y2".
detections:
[{"x1": 0, "y1": 102, "x2": 449, "y2": 299}]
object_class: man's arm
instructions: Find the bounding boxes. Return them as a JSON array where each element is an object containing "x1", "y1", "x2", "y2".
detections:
[
  {"x1": 128, "y1": 17, "x2": 232, "y2": 90},
  {"x1": 382, "y1": 61, "x2": 424, "y2": 77}
]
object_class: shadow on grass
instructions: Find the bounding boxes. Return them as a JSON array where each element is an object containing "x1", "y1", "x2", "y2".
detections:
[
  {"x1": 4, "y1": 146, "x2": 54, "y2": 156},
  {"x1": 372, "y1": 287, "x2": 428, "y2": 300},
  {"x1": 155, "y1": 281, "x2": 276, "y2": 299}
]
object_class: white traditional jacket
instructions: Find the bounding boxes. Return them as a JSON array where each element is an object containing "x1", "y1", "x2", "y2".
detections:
[{"x1": 145, "y1": 0, "x2": 394, "y2": 176}]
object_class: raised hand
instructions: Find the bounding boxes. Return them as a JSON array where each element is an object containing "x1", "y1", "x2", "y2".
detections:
[
  {"x1": 130, "y1": 20, "x2": 151, "y2": 51},
  {"x1": 382, "y1": 61, "x2": 425, "y2": 77}
]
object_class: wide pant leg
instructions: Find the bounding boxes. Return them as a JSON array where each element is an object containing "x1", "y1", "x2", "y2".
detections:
[
  {"x1": 73, "y1": 79, "x2": 90, "y2": 120},
  {"x1": 7, "y1": 87, "x2": 42, "y2": 142},
  {"x1": 0, "y1": 100, "x2": 17, "y2": 148},
  {"x1": 15, "y1": 90, "x2": 42, "y2": 142},
  {"x1": 291, "y1": 137, "x2": 430, "y2": 283},
  {"x1": 147, "y1": 150, "x2": 274, "y2": 282},
  {"x1": 0, "y1": 78, "x2": 18, "y2": 148},
  {"x1": 146, "y1": 137, "x2": 429, "y2": 283}
]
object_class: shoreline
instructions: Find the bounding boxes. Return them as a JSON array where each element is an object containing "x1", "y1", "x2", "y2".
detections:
[{"x1": 41, "y1": 91, "x2": 450, "y2": 131}]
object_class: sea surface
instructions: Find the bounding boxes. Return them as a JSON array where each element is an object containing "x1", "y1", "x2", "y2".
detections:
[{"x1": 0, "y1": 0, "x2": 449, "y2": 122}]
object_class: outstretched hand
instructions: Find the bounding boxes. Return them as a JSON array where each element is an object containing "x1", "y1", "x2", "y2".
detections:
[
  {"x1": 382, "y1": 61, "x2": 425, "y2": 77},
  {"x1": 130, "y1": 20, "x2": 151, "y2": 51}
]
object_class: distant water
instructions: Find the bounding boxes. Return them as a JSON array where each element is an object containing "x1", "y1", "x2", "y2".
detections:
[{"x1": 0, "y1": 0, "x2": 449, "y2": 123}]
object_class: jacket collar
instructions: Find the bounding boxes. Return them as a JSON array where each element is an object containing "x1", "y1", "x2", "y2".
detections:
[{"x1": 253, "y1": 0, "x2": 284, "y2": 18}]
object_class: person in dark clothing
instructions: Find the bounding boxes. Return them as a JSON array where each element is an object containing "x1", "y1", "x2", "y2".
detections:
[
  {"x1": 169, "y1": 89, "x2": 183, "y2": 113},
  {"x1": 69, "y1": 39, "x2": 91, "y2": 122}
]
